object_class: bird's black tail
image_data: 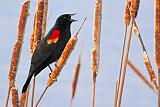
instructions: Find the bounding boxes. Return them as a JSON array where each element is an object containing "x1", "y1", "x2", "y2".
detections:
[{"x1": 22, "y1": 74, "x2": 32, "y2": 93}]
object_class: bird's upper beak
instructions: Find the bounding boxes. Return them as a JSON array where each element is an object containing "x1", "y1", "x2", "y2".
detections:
[{"x1": 70, "y1": 13, "x2": 78, "y2": 22}]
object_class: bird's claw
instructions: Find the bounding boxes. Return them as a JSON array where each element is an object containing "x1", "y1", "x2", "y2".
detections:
[{"x1": 49, "y1": 73, "x2": 57, "y2": 82}]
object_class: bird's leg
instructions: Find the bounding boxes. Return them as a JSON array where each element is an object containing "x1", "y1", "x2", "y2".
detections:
[{"x1": 48, "y1": 65, "x2": 52, "y2": 72}]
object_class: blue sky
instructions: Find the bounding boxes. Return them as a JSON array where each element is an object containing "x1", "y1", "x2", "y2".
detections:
[{"x1": 0, "y1": 0, "x2": 157, "y2": 107}]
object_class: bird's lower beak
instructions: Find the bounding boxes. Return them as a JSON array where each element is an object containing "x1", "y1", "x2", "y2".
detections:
[
  {"x1": 70, "y1": 19, "x2": 78, "y2": 22},
  {"x1": 70, "y1": 13, "x2": 78, "y2": 22}
]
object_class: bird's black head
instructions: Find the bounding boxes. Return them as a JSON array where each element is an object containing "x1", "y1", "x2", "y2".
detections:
[{"x1": 55, "y1": 13, "x2": 77, "y2": 26}]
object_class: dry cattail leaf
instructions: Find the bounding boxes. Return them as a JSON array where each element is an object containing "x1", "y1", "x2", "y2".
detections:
[
  {"x1": 33, "y1": 0, "x2": 44, "y2": 51},
  {"x1": 19, "y1": 93, "x2": 26, "y2": 107},
  {"x1": 47, "y1": 36, "x2": 77, "y2": 87},
  {"x1": 128, "y1": 60, "x2": 157, "y2": 93},
  {"x1": 144, "y1": 51, "x2": 157, "y2": 84},
  {"x1": 11, "y1": 87, "x2": 20, "y2": 107},
  {"x1": 41, "y1": 0, "x2": 48, "y2": 39},
  {"x1": 154, "y1": 0, "x2": 160, "y2": 68},
  {"x1": 8, "y1": 0, "x2": 30, "y2": 89},
  {"x1": 124, "y1": 0, "x2": 131, "y2": 25}
]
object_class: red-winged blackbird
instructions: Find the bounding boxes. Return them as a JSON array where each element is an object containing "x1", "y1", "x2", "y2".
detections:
[{"x1": 22, "y1": 14, "x2": 77, "y2": 93}]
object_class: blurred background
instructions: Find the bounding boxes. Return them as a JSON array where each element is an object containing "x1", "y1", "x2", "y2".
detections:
[{"x1": 0, "y1": 0, "x2": 157, "y2": 106}]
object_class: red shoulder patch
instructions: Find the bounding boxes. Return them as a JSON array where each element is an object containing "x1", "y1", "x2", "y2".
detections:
[{"x1": 47, "y1": 30, "x2": 60, "y2": 44}]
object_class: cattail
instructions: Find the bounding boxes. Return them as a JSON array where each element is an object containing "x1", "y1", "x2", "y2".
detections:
[
  {"x1": 33, "y1": 0, "x2": 44, "y2": 51},
  {"x1": 47, "y1": 36, "x2": 77, "y2": 87},
  {"x1": 19, "y1": 93, "x2": 27, "y2": 107},
  {"x1": 5, "y1": 1, "x2": 30, "y2": 107},
  {"x1": 35, "y1": 18, "x2": 87, "y2": 107},
  {"x1": 130, "y1": 0, "x2": 140, "y2": 19},
  {"x1": 154, "y1": 0, "x2": 160, "y2": 105},
  {"x1": 92, "y1": 0, "x2": 102, "y2": 77},
  {"x1": 124, "y1": 0, "x2": 131, "y2": 25},
  {"x1": 11, "y1": 87, "x2": 20, "y2": 107},
  {"x1": 30, "y1": 1, "x2": 46, "y2": 106},
  {"x1": 8, "y1": 0, "x2": 30, "y2": 90},
  {"x1": 128, "y1": 60, "x2": 157, "y2": 93},
  {"x1": 154, "y1": 0, "x2": 160, "y2": 68},
  {"x1": 91, "y1": 0, "x2": 102, "y2": 107},
  {"x1": 116, "y1": 2, "x2": 131, "y2": 105},
  {"x1": 70, "y1": 54, "x2": 81, "y2": 106},
  {"x1": 133, "y1": 20, "x2": 158, "y2": 89},
  {"x1": 35, "y1": 35, "x2": 77, "y2": 107}
]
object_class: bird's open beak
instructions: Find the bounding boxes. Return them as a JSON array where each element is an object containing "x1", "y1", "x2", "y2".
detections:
[{"x1": 70, "y1": 13, "x2": 78, "y2": 22}]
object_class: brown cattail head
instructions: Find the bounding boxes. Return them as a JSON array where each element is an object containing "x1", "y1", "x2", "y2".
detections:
[
  {"x1": 30, "y1": 12, "x2": 36, "y2": 54},
  {"x1": 130, "y1": 0, "x2": 140, "y2": 19},
  {"x1": 33, "y1": 0, "x2": 44, "y2": 51},
  {"x1": 92, "y1": 0, "x2": 102, "y2": 80},
  {"x1": 91, "y1": 48, "x2": 97, "y2": 83},
  {"x1": 144, "y1": 51, "x2": 156, "y2": 82},
  {"x1": 154, "y1": 0, "x2": 160, "y2": 68},
  {"x1": 11, "y1": 87, "x2": 20, "y2": 107},
  {"x1": 8, "y1": 0, "x2": 30, "y2": 88},
  {"x1": 47, "y1": 36, "x2": 77, "y2": 87},
  {"x1": 71, "y1": 54, "x2": 81, "y2": 99},
  {"x1": 124, "y1": 0, "x2": 131, "y2": 25}
]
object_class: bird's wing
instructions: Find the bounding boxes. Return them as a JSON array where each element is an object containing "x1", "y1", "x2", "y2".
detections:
[{"x1": 30, "y1": 29, "x2": 61, "y2": 72}]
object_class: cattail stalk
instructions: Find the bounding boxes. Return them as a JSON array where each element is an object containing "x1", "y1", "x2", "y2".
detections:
[
  {"x1": 117, "y1": 19, "x2": 133, "y2": 107},
  {"x1": 117, "y1": 1, "x2": 140, "y2": 106},
  {"x1": 70, "y1": 54, "x2": 81, "y2": 107},
  {"x1": 128, "y1": 60, "x2": 157, "y2": 94},
  {"x1": 35, "y1": 18, "x2": 87, "y2": 107},
  {"x1": 11, "y1": 87, "x2": 20, "y2": 107},
  {"x1": 91, "y1": 0, "x2": 102, "y2": 106},
  {"x1": 114, "y1": 81, "x2": 118, "y2": 107},
  {"x1": 154, "y1": 0, "x2": 160, "y2": 106},
  {"x1": 5, "y1": 1, "x2": 30, "y2": 107},
  {"x1": 116, "y1": 1, "x2": 131, "y2": 105}
]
